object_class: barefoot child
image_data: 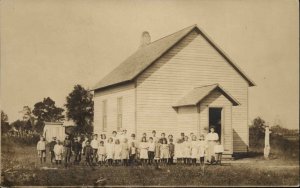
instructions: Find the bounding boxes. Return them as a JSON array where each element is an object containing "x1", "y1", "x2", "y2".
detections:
[{"x1": 37, "y1": 136, "x2": 46, "y2": 164}]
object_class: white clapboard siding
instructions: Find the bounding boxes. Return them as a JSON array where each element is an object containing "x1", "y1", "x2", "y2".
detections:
[
  {"x1": 94, "y1": 83, "x2": 136, "y2": 137},
  {"x1": 136, "y1": 30, "x2": 249, "y2": 152},
  {"x1": 199, "y1": 90, "x2": 233, "y2": 154},
  {"x1": 177, "y1": 106, "x2": 198, "y2": 136}
]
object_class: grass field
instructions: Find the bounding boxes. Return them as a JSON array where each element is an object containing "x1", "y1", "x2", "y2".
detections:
[{"x1": 1, "y1": 139, "x2": 299, "y2": 186}]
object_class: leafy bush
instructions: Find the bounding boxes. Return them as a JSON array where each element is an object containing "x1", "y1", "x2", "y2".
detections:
[{"x1": 2, "y1": 133, "x2": 41, "y2": 146}]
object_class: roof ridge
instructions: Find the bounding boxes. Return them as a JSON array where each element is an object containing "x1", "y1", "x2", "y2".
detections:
[
  {"x1": 149, "y1": 24, "x2": 197, "y2": 45},
  {"x1": 92, "y1": 24, "x2": 255, "y2": 91},
  {"x1": 194, "y1": 83, "x2": 218, "y2": 89}
]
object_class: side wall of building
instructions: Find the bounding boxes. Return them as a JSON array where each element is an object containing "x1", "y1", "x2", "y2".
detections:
[{"x1": 93, "y1": 83, "x2": 136, "y2": 137}]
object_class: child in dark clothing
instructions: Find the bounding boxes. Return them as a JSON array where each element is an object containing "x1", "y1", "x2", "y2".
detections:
[
  {"x1": 85, "y1": 141, "x2": 94, "y2": 167},
  {"x1": 168, "y1": 139, "x2": 175, "y2": 165},
  {"x1": 49, "y1": 137, "x2": 57, "y2": 164},
  {"x1": 129, "y1": 142, "x2": 137, "y2": 166},
  {"x1": 72, "y1": 138, "x2": 82, "y2": 165}
]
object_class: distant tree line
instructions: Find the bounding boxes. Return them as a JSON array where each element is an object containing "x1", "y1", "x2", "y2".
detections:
[{"x1": 1, "y1": 84, "x2": 94, "y2": 137}]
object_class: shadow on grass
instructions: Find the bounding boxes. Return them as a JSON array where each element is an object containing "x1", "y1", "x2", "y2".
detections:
[{"x1": 232, "y1": 151, "x2": 263, "y2": 160}]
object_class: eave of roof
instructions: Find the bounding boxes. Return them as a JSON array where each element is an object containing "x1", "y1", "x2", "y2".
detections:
[
  {"x1": 173, "y1": 84, "x2": 240, "y2": 107},
  {"x1": 92, "y1": 25, "x2": 255, "y2": 91}
]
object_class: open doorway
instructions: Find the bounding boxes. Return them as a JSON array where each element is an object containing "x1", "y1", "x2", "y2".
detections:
[{"x1": 209, "y1": 108, "x2": 222, "y2": 141}]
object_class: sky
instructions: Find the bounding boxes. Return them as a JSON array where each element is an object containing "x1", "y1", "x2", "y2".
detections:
[{"x1": 1, "y1": 0, "x2": 299, "y2": 129}]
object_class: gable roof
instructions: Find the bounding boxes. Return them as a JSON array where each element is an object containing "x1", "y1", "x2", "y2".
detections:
[
  {"x1": 173, "y1": 84, "x2": 240, "y2": 107},
  {"x1": 92, "y1": 25, "x2": 255, "y2": 91}
]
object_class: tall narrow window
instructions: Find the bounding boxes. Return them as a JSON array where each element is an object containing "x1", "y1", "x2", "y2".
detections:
[
  {"x1": 117, "y1": 97, "x2": 123, "y2": 131},
  {"x1": 102, "y1": 100, "x2": 107, "y2": 131}
]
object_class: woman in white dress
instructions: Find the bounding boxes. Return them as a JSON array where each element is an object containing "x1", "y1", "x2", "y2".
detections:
[{"x1": 206, "y1": 126, "x2": 219, "y2": 163}]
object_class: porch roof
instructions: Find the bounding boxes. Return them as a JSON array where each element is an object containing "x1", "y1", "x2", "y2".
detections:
[{"x1": 173, "y1": 84, "x2": 240, "y2": 107}]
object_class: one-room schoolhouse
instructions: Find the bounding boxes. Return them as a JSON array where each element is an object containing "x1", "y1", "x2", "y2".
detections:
[{"x1": 91, "y1": 25, "x2": 255, "y2": 156}]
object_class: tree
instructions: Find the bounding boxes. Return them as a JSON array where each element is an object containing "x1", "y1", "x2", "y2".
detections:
[
  {"x1": 32, "y1": 97, "x2": 65, "y2": 134},
  {"x1": 18, "y1": 106, "x2": 36, "y2": 132},
  {"x1": 249, "y1": 117, "x2": 266, "y2": 148},
  {"x1": 1, "y1": 111, "x2": 10, "y2": 134},
  {"x1": 65, "y1": 85, "x2": 94, "y2": 134},
  {"x1": 32, "y1": 97, "x2": 65, "y2": 122}
]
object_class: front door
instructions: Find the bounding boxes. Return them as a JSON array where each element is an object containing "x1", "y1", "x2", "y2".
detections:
[{"x1": 209, "y1": 107, "x2": 222, "y2": 141}]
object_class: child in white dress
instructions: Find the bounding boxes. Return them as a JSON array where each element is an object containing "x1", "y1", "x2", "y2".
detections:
[
  {"x1": 160, "y1": 139, "x2": 170, "y2": 166},
  {"x1": 121, "y1": 138, "x2": 129, "y2": 166},
  {"x1": 198, "y1": 135, "x2": 207, "y2": 165},
  {"x1": 97, "y1": 141, "x2": 106, "y2": 166},
  {"x1": 214, "y1": 140, "x2": 224, "y2": 165},
  {"x1": 54, "y1": 140, "x2": 64, "y2": 165},
  {"x1": 154, "y1": 139, "x2": 161, "y2": 166},
  {"x1": 182, "y1": 136, "x2": 191, "y2": 165},
  {"x1": 106, "y1": 138, "x2": 115, "y2": 166},
  {"x1": 190, "y1": 135, "x2": 199, "y2": 165},
  {"x1": 174, "y1": 139, "x2": 183, "y2": 164},
  {"x1": 114, "y1": 139, "x2": 122, "y2": 165},
  {"x1": 139, "y1": 137, "x2": 149, "y2": 166}
]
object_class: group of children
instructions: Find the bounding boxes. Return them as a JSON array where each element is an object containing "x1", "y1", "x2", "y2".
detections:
[{"x1": 36, "y1": 128, "x2": 224, "y2": 167}]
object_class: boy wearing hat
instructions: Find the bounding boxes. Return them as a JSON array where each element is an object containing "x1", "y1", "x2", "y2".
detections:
[{"x1": 49, "y1": 137, "x2": 57, "y2": 164}]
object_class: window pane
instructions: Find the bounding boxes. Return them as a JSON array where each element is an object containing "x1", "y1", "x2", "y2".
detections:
[
  {"x1": 117, "y1": 97, "x2": 122, "y2": 130},
  {"x1": 102, "y1": 100, "x2": 107, "y2": 131}
]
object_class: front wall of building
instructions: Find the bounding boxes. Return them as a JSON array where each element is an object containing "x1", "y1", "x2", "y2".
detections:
[
  {"x1": 136, "y1": 30, "x2": 249, "y2": 152},
  {"x1": 198, "y1": 90, "x2": 233, "y2": 154}
]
